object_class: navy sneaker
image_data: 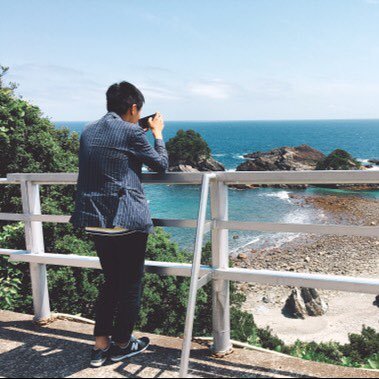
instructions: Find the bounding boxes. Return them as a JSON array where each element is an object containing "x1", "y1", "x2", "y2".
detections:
[
  {"x1": 110, "y1": 335, "x2": 150, "y2": 362},
  {"x1": 90, "y1": 345, "x2": 110, "y2": 367}
]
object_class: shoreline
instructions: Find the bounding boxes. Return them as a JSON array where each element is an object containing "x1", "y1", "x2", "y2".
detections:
[{"x1": 233, "y1": 192, "x2": 379, "y2": 344}]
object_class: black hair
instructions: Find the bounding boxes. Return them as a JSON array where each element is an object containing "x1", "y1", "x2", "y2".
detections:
[{"x1": 106, "y1": 81, "x2": 145, "y2": 116}]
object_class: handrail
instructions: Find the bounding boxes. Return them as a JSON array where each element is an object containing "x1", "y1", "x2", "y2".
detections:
[
  {"x1": 1, "y1": 170, "x2": 379, "y2": 378},
  {"x1": 5, "y1": 169, "x2": 379, "y2": 184}
]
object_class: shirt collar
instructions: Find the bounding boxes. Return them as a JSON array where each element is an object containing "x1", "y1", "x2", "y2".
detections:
[
  {"x1": 105, "y1": 111, "x2": 140, "y2": 128},
  {"x1": 107, "y1": 111, "x2": 123, "y2": 120}
]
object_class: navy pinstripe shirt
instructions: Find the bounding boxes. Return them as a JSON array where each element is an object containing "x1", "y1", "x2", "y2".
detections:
[{"x1": 69, "y1": 112, "x2": 169, "y2": 234}]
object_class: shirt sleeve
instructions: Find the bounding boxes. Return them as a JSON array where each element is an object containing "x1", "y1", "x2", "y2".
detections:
[{"x1": 128, "y1": 127, "x2": 169, "y2": 173}]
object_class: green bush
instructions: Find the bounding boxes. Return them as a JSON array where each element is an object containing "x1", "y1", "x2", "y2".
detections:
[{"x1": 342, "y1": 326, "x2": 379, "y2": 364}]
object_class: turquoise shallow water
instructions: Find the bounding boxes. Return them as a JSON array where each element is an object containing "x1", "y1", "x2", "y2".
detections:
[{"x1": 55, "y1": 119, "x2": 379, "y2": 252}]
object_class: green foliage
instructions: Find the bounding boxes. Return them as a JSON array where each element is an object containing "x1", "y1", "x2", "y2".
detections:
[
  {"x1": 0, "y1": 66, "x2": 79, "y2": 218},
  {"x1": 342, "y1": 326, "x2": 379, "y2": 364},
  {"x1": 0, "y1": 276, "x2": 21, "y2": 309},
  {"x1": 137, "y1": 228, "x2": 212, "y2": 336},
  {"x1": 166, "y1": 129, "x2": 211, "y2": 166},
  {"x1": 290, "y1": 340, "x2": 345, "y2": 365},
  {"x1": 367, "y1": 354, "x2": 379, "y2": 370},
  {"x1": 287, "y1": 327, "x2": 379, "y2": 369},
  {"x1": 316, "y1": 149, "x2": 361, "y2": 170}
]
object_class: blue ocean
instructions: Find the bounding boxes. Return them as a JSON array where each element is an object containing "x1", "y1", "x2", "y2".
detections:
[{"x1": 55, "y1": 120, "x2": 379, "y2": 253}]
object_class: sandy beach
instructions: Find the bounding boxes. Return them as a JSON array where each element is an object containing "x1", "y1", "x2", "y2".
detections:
[{"x1": 232, "y1": 191, "x2": 379, "y2": 344}]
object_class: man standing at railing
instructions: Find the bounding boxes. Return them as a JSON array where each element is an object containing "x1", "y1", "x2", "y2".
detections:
[{"x1": 69, "y1": 81, "x2": 168, "y2": 367}]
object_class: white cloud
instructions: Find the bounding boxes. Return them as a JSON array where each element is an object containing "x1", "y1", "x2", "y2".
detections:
[
  {"x1": 139, "y1": 84, "x2": 181, "y2": 100},
  {"x1": 187, "y1": 79, "x2": 240, "y2": 100}
]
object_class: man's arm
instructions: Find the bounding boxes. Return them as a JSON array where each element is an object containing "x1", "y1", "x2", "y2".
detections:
[{"x1": 128, "y1": 126, "x2": 169, "y2": 173}]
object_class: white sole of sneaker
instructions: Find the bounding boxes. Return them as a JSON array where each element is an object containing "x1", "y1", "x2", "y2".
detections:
[
  {"x1": 90, "y1": 357, "x2": 107, "y2": 368},
  {"x1": 110, "y1": 343, "x2": 150, "y2": 362}
]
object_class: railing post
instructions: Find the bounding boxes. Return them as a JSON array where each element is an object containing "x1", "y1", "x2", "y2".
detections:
[
  {"x1": 20, "y1": 180, "x2": 51, "y2": 322},
  {"x1": 210, "y1": 179, "x2": 233, "y2": 355},
  {"x1": 179, "y1": 173, "x2": 215, "y2": 377}
]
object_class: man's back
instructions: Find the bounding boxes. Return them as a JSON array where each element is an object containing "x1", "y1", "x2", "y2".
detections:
[{"x1": 69, "y1": 111, "x2": 168, "y2": 233}]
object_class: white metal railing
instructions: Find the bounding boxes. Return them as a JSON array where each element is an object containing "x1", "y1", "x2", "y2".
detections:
[{"x1": 0, "y1": 170, "x2": 379, "y2": 378}]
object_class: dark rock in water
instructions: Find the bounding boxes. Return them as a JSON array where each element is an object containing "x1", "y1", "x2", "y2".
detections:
[
  {"x1": 374, "y1": 295, "x2": 379, "y2": 307},
  {"x1": 168, "y1": 164, "x2": 199, "y2": 173},
  {"x1": 169, "y1": 156, "x2": 225, "y2": 172},
  {"x1": 368, "y1": 159, "x2": 379, "y2": 165},
  {"x1": 231, "y1": 144, "x2": 324, "y2": 190},
  {"x1": 316, "y1": 149, "x2": 361, "y2": 171},
  {"x1": 312, "y1": 149, "x2": 379, "y2": 190},
  {"x1": 282, "y1": 288, "x2": 328, "y2": 319},
  {"x1": 232, "y1": 145, "x2": 379, "y2": 191},
  {"x1": 197, "y1": 156, "x2": 225, "y2": 171},
  {"x1": 238, "y1": 144, "x2": 325, "y2": 171}
]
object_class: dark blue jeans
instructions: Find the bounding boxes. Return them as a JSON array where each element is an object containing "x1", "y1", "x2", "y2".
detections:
[{"x1": 92, "y1": 231, "x2": 148, "y2": 343}]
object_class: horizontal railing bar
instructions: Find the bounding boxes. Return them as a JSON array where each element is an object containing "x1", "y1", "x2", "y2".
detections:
[
  {"x1": 217, "y1": 220, "x2": 379, "y2": 237},
  {"x1": 4, "y1": 250, "x2": 211, "y2": 277},
  {"x1": 218, "y1": 170, "x2": 379, "y2": 185},
  {"x1": 6, "y1": 170, "x2": 379, "y2": 185},
  {"x1": 0, "y1": 213, "x2": 211, "y2": 230},
  {"x1": 0, "y1": 178, "x2": 19, "y2": 185},
  {"x1": 215, "y1": 268, "x2": 379, "y2": 295},
  {"x1": 4, "y1": 250, "x2": 378, "y2": 294},
  {"x1": 0, "y1": 249, "x2": 26, "y2": 256},
  {"x1": 7, "y1": 172, "x2": 206, "y2": 185},
  {"x1": 1, "y1": 212, "x2": 377, "y2": 238},
  {"x1": 0, "y1": 213, "x2": 30, "y2": 222}
]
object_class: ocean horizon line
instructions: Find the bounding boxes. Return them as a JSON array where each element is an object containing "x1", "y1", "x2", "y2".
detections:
[{"x1": 53, "y1": 117, "x2": 379, "y2": 124}]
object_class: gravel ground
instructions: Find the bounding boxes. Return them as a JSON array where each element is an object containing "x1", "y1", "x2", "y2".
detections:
[{"x1": 232, "y1": 192, "x2": 379, "y2": 344}]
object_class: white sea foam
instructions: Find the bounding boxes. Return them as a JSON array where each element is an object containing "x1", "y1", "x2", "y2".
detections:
[
  {"x1": 357, "y1": 158, "x2": 379, "y2": 170},
  {"x1": 230, "y1": 206, "x2": 318, "y2": 254},
  {"x1": 233, "y1": 153, "x2": 247, "y2": 160},
  {"x1": 259, "y1": 190, "x2": 292, "y2": 203}
]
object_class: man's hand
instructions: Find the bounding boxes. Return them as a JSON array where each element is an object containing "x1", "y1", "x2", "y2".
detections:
[{"x1": 148, "y1": 112, "x2": 164, "y2": 139}]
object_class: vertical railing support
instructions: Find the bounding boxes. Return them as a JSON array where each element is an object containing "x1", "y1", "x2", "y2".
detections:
[
  {"x1": 210, "y1": 179, "x2": 233, "y2": 355},
  {"x1": 20, "y1": 180, "x2": 51, "y2": 322},
  {"x1": 179, "y1": 173, "x2": 215, "y2": 378}
]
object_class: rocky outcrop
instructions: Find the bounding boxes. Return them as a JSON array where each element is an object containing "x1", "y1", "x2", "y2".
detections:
[
  {"x1": 314, "y1": 149, "x2": 379, "y2": 190},
  {"x1": 282, "y1": 288, "x2": 328, "y2": 319},
  {"x1": 239, "y1": 144, "x2": 325, "y2": 171},
  {"x1": 169, "y1": 155, "x2": 225, "y2": 172},
  {"x1": 230, "y1": 145, "x2": 379, "y2": 190},
  {"x1": 368, "y1": 159, "x2": 379, "y2": 165},
  {"x1": 232, "y1": 144, "x2": 325, "y2": 189}
]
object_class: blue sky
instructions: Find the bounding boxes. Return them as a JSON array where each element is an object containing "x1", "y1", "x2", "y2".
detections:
[{"x1": 1, "y1": 0, "x2": 379, "y2": 121}]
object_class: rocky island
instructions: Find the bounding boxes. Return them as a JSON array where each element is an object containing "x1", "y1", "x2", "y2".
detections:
[
  {"x1": 165, "y1": 129, "x2": 225, "y2": 172},
  {"x1": 233, "y1": 144, "x2": 379, "y2": 190}
]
